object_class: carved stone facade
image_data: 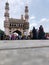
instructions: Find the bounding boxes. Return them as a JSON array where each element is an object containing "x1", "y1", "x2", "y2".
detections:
[{"x1": 4, "y1": 2, "x2": 29, "y2": 36}]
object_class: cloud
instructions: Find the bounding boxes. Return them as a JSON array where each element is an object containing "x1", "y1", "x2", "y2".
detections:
[
  {"x1": 8, "y1": 0, "x2": 16, "y2": 4},
  {"x1": 17, "y1": 0, "x2": 24, "y2": 5},
  {"x1": 29, "y1": 22, "x2": 38, "y2": 30},
  {"x1": 26, "y1": 0, "x2": 32, "y2": 5},
  {"x1": 0, "y1": 18, "x2": 4, "y2": 31},
  {"x1": 38, "y1": 18, "x2": 49, "y2": 32},
  {"x1": 29, "y1": 16, "x2": 38, "y2": 30},
  {"x1": 38, "y1": 18, "x2": 49, "y2": 24},
  {"x1": 8, "y1": 0, "x2": 25, "y2": 6},
  {"x1": 29, "y1": 16, "x2": 37, "y2": 30},
  {"x1": 30, "y1": 16, "x2": 36, "y2": 20},
  {"x1": 29, "y1": 17, "x2": 49, "y2": 32},
  {"x1": 40, "y1": 18, "x2": 48, "y2": 22},
  {"x1": 30, "y1": 23, "x2": 37, "y2": 27},
  {"x1": 8, "y1": 0, "x2": 26, "y2": 18}
]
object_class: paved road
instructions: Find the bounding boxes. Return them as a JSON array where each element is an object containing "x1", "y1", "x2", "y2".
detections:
[{"x1": 0, "y1": 40, "x2": 49, "y2": 65}]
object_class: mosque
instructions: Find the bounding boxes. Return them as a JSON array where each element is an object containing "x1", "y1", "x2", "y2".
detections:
[{"x1": 4, "y1": 1, "x2": 29, "y2": 36}]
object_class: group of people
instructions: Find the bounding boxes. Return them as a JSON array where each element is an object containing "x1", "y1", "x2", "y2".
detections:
[
  {"x1": 30, "y1": 25, "x2": 46, "y2": 39},
  {"x1": 0, "y1": 25, "x2": 47, "y2": 40},
  {"x1": 5, "y1": 34, "x2": 30, "y2": 40}
]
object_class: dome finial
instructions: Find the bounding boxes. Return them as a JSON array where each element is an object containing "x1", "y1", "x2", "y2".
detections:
[{"x1": 6, "y1": 0, "x2": 9, "y2": 6}]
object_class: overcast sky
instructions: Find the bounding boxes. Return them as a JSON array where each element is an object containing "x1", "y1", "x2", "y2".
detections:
[{"x1": 0, "y1": 0, "x2": 49, "y2": 32}]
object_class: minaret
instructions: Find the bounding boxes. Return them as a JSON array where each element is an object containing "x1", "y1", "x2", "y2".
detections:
[
  {"x1": 4, "y1": 1, "x2": 10, "y2": 35},
  {"x1": 25, "y1": 5, "x2": 29, "y2": 22},
  {"x1": 4, "y1": 1, "x2": 9, "y2": 21},
  {"x1": 24, "y1": 4, "x2": 29, "y2": 36}
]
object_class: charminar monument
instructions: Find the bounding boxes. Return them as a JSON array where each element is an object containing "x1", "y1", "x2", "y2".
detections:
[{"x1": 4, "y1": 1, "x2": 29, "y2": 36}]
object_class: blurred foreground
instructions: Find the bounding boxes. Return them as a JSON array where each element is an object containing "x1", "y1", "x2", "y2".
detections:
[{"x1": 0, "y1": 41, "x2": 49, "y2": 65}]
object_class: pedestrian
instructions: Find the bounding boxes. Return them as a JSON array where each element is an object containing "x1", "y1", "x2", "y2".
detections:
[
  {"x1": 32, "y1": 27, "x2": 37, "y2": 39},
  {"x1": 38, "y1": 25, "x2": 46, "y2": 39}
]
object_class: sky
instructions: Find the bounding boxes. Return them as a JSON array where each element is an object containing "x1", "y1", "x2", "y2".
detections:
[{"x1": 0, "y1": 0, "x2": 49, "y2": 33}]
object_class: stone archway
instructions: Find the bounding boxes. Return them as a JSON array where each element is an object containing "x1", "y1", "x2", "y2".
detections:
[{"x1": 13, "y1": 30, "x2": 22, "y2": 35}]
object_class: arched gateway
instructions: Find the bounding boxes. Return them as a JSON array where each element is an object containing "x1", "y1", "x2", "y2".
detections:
[
  {"x1": 4, "y1": 2, "x2": 29, "y2": 36},
  {"x1": 13, "y1": 30, "x2": 22, "y2": 35}
]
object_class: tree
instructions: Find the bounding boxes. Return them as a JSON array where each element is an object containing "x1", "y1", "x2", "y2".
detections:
[{"x1": 0, "y1": 30, "x2": 5, "y2": 40}]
